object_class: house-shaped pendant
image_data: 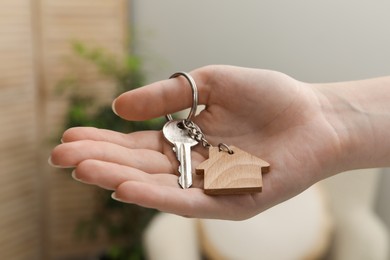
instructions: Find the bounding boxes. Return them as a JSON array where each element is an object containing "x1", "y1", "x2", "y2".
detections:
[{"x1": 196, "y1": 146, "x2": 270, "y2": 195}]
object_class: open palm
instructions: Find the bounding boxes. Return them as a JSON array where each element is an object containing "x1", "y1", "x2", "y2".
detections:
[{"x1": 50, "y1": 65, "x2": 341, "y2": 220}]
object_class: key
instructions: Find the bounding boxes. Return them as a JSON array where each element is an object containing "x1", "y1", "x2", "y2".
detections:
[{"x1": 163, "y1": 120, "x2": 198, "y2": 189}]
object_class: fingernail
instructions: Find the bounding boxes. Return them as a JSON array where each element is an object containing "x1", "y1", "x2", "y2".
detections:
[
  {"x1": 71, "y1": 170, "x2": 85, "y2": 183},
  {"x1": 111, "y1": 98, "x2": 118, "y2": 116},
  {"x1": 47, "y1": 156, "x2": 73, "y2": 169},
  {"x1": 48, "y1": 156, "x2": 59, "y2": 167},
  {"x1": 111, "y1": 192, "x2": 124, "y2": 202}
]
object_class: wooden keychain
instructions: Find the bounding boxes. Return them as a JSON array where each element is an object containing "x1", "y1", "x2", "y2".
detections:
[
  {"x1": 182, "y1": 121, "x2": 270, "y2": 196},
  {"x1": 196, "y1": 144, "x2": 270, "y2": 195}
]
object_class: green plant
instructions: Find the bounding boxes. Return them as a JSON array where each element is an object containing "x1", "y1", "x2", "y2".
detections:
[{"x1": 59, "y1": 41, "x2": 162, "y2": 259}]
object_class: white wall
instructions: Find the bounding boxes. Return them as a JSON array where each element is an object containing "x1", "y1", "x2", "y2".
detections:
[
  {"x1": 132, "y1": 1, "x2": 390, "y2": 83},
  {"x1": 377, "y1": 169, "x2": 390, "y2": 234},
  {"x1": 131, "y1": 0, "x2": 390, "y2": 238}
]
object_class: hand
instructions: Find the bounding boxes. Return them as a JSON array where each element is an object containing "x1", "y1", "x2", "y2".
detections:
[{"x1": 49, "y1": 65, "x2": 343, "y2": 220}]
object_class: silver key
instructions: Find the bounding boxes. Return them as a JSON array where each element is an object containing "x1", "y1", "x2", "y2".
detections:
[{"x1": 163, "y1": 120, "x2": 198, "y2": 189}]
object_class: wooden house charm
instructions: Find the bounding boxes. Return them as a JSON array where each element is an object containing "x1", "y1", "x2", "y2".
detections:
[{"x1": 196, "y1": 146, "x2": 270, "y2": 195}]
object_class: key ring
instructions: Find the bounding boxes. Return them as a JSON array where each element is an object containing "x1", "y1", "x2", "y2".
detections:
[
  {"x1": 165, "y1": 72, "x2": 198, "y2": 122},
  {"x1": 218, "y1": 143, "x2": 235, "y2": 154}
]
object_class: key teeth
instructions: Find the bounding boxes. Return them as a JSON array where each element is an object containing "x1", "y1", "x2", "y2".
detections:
[
  {"x1": 179, "y1": 178, "x2": 192, "y2": 189},
  {"x1": 178, "y1": 167, "x2": 192, "y2": 188},
  {"x1": 178, "y1": 169, "x2": 192, "y2": 188}
]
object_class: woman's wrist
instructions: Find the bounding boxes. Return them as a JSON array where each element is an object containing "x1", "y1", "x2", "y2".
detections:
[{"x1": 314, "y1": 77, "x2": 390, "y2": 173}]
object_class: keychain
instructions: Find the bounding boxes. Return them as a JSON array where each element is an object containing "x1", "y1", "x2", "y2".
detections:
[{"x1": 163, "y1": 72, "x2": 270, "y2": 195}]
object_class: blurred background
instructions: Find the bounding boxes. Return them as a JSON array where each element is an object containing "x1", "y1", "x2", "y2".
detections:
[{"x1": 1, "y1": 0, "x2": 389, "y2": 259}]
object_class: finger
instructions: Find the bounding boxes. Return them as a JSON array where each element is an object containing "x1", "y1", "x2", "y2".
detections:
[
  {"x1": 60, "y1": 127, "x2": 209, "y2": 171},
  {"x1": 50, "y1": 140, "x2": 174, "y2": 174},
  {"x1": 112, "y1": 181, "x2": 261, "y2": 220},
  {"x1": 62, "y1": 127, "x2": 164, "y2": 152},
  {"x1": 113, "y1": 181, "x2": 217, "y2": 218},
  {"x1": 112, "y1": 69, "x2": 211, "y2": 121},
  {"x1": 73, "y1": 159, "x2": 177, "y2": 190}
]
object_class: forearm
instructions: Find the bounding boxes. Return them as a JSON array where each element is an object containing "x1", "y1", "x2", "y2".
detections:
[{"x1": 315, "y1": 76, "x2": 390, "y2": 172}]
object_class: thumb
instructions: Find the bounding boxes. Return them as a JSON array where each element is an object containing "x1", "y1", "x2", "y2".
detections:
[{"x1": 112, "y1": 70, "x2": 209, "y2": 121}]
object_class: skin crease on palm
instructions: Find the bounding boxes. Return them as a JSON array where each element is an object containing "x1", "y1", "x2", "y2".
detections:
[{"x1": 50, "y1": 65, "x2": 389, "y2": 220}]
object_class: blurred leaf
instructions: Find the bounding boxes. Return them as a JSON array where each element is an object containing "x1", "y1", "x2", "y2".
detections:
[{"x1": 58, "y1": 41, "x2": 160, "y2": 259}]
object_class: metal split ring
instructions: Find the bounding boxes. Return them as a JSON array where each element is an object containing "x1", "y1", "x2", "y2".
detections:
[
  {"x1": 218, "y1": 143, "x2": 234, "y2": 154},
  {"x1": 165, "y1": 72, "x2": 198, "y2": 122}
]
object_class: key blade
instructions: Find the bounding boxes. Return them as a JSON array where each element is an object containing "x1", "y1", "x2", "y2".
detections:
[{"x1": 176, "y1": 142, "x2": 193, "y2": 189}]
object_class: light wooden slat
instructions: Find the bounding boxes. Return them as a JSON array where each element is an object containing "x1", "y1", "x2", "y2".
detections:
[
  {"x1": 0, "y1": 106, "x2": 37, "y2": 144},
  {"x1": 0, "y1": 0, "x2": 128, "y2": 258},
  {"x1": 38, "y1": 0, "x2": 128, "y2": 258},
  {"x1": 0, "y1": 0, "x2": 41, "y2": 259}
]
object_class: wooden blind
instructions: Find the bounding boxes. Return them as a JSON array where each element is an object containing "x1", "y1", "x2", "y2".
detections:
[
  {"x1": 40, "y1": 0, "x2": 127, "y2": 258},
  {"x1": 0, "y1": 0, "x2": 127, "y2": 259},
  {"x1": 0, "y1": 0, "x2": 41, "y2": 259}
]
